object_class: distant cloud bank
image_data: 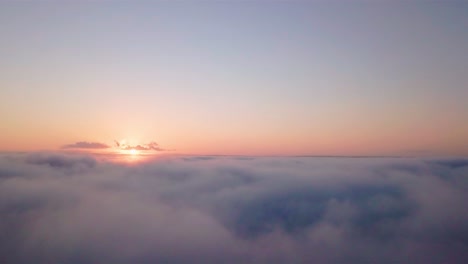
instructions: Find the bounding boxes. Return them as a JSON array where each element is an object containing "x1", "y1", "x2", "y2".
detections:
[{"x1": 0, "y1": 153, "x2": 467, "y2": 263}]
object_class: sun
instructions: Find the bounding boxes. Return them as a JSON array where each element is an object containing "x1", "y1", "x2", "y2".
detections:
[{"x1": 129, "y1": 149, "x2": 138, "y2": 156}]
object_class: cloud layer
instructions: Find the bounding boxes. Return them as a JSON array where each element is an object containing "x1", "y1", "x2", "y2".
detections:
[{"x1": 0, "y1": 153, "x2": 467, "y2": 263}]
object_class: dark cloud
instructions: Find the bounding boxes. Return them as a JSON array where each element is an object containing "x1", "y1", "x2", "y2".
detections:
[
  {"x1": 62, "y1": 141, "x2": 110, "y2": 149},
  {"x1": 430, "y1": 158, "x2": 468, "y2": 169},
  {"x1": 0, "y1": 154, "x2": 467, "y2": 263}
]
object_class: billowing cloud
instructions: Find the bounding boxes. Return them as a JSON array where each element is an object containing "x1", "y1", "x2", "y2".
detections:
[
  {"x1": 62, "y1": 141, "x2": 110, "y2": 149},
  {"x1": 0, "y1": 153, "x2": 467, "y2": 263},
  {"x1": 115, "y1": 140, "x2": 167, "y2": 151}
]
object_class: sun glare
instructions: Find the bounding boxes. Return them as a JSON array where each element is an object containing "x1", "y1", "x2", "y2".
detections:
[{"x1": 129, "y1": 149, "x2": 138, "y2": 156}]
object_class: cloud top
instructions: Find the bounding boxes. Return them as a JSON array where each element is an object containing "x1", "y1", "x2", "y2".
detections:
[{"x1": 0, "y1": 154, "x2": 467, "y2": 263}]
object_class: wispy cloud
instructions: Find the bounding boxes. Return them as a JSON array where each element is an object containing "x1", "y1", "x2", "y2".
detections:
[
  {"x1": 114, "y1": 140, "x2": 168, "y2": 151},
  {"x1": 62, "y1": 141, "x2": 110, "y2": 149}
]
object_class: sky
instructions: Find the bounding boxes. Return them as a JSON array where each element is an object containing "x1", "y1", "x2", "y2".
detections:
[{"x1": 0, "y1": 1, "x2": 467, "y2": 156}]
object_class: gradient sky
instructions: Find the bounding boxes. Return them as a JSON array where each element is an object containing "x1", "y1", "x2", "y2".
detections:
[{"x1": 1, "y1": 1, "x2": 467, "y2": 156}]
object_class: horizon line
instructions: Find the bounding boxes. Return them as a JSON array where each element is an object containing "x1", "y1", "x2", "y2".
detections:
[{"x1": 1, "y1": 150, "x2": 467, "y2": 159}]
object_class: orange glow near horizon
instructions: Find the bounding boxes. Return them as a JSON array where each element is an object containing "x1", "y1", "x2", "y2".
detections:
[
  {"x1": 1, "y1": 134, "x2": 468, "y2": 157},
  {"x1": 0, "y1": 119, "x2": 468, "y2": 157}
]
